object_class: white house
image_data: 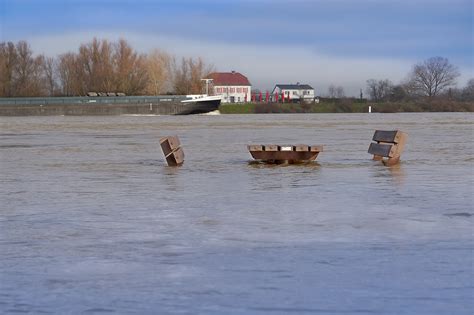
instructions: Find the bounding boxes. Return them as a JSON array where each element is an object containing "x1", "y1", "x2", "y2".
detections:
[
  {"x1": 207, "y1": 71, "x2": 252, "y2": 103},
  {"x1": 271, "y1": 83, "x2": 315, "y2": 102}
]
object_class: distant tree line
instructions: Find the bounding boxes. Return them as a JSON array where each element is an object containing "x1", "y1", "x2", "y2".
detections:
[
  {"x1": 322, "y1": 57, "x2": 473, "y2": 103},
  {"x1": 0, "y1": 38, "x2": 214, "y2": 97},
  {"x1": 365, "y1": 57, "x2": 473, "y2": 102}
]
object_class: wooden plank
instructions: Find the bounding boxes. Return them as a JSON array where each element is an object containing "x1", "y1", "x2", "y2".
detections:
[
  {"x1": 263, "y1": 144, "x2": 278, "y2": 151},
  {"x1": 160, "y1": 135, "x2": 181, "y2": 157},
  {"x1": 165, "y1": 147, "x2": 184, "y2": 166},
  {"x1": 160, "y1": 135, "x2": 184, "y2": 166},
  {"x1": 279, "y1": 145, "x2": 294, "y2": 151},
  {"x1": 394, "y1": 132, "x2": 408, "y2": 154},
  {"x1": 163, "y1": 135, "x2": 181, "y2": 150},
  {"x1": 309, "y1": 145, "x2": 323, "y2": 152},
  {"x1": 372, "y1": 130, "x2": 401, "y2": 143},
  {"x1": 248, "y1": 144, "x2": 263, "y2": 151},
  {"x1": 384, "y1": 156, "x2": 400, "y2": 166},
  {"x1": 368, "y1": 143, "x2": 395, "y2": 157},
  {"x1": 249, "y1": 150, "x2": 319, "y2": 162},
  {"x1": 248, "y1": 144, "x2": 323, "y2": 163},
  {"x1": 295, "y1": 144, "x2": 309, "y2": 152},
  {"x1": 370, "y1": 131, "x2": 407, "y2": 165}
]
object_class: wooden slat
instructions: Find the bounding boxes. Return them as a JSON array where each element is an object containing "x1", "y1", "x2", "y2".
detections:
[
  {"x1": 160, "y1": 135, "x2": 184, "y2": 166},
  {"x1": 249, "y1": 151, "x2": 320, "y2": 162},
  {"x1": 279, "y1": 145, "x2": 294, "y2": 151},
  {"x1": 295, "y1": 144, "x2": 309, "y2": 152},
  {"x1": 250, "y1": 144, "x2": 323, "y2": 152},
  {"x1": 372, "y1": 130, "x2": 401, "y2": 143},
  {"x1": 248, "y1": 145, "x2": 263, "y2": 151},
  {"x1": 248, "y1": 144, "x2": 323, "y2": 163},
  {"x1": 368, "y1": 143, "x2": 394, "y2": 157},
  {"x1": 263, "y1": 144, "x2": 278, "y2": 151},
  {"x1": 160, "y1": 135, "x2": 181, "y2": 157},
  {"x1": 165, "y1": 147, "x2": 184, "y2": 166},
  {"x1": 309, "y1": 145, "x2": 323, "y2": 152},
  {"x1": 166, "y1": 136, "x2": 181, "y2": 150},
  {"x1": 159, "y1": 135, "x2": 180, "y2": 148}
]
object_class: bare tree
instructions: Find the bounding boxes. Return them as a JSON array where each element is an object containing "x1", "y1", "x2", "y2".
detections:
[
  {"x1": 190, "y1": 57, "x2": 214, "y2": 94},
  {"x1": 145, "y1": 49, "x2": 171, "y2": 95},
  {"x1": 172, "y1": 57, "x2": 191, "y2": 94},
  {"x1": 366, "y1": 79, "x2": 393, "y2": 101},
  {"x1": 113, "y1": 39, "x2": 148, "y2": 95},
  {"x1": 462, "y1": 78, "x2": 474, "y2": 101},
  {"x1": 390, "y1": 85, "x2": 408, "y2": 101},
  {"x1": 327, "y1": 84, "x2": 336, "y2": 98},
  {"x1": 407, "y1": 56, "x2": 460, "y2": 97},
  {"x1": 0, "y1": 42, "x2": 17, "y2": 96},
  {"x1": 170, "y1": 56, "x2": 214, "y2": 94},
  {"x1": 335, "y1": 86, "x2": 345, "y2": 98},
  {"x1": 14, "y1": 41, "x2": 45, "y2": 96},
  {"x1": 327, "y1": 84, "x2": 344, "y2": 98},
  {"x1": 57, "y1": 52, "x2": 79, "y2": 96},
  {"x1": 57, "y1": 53, "x2": 73, "y2": 96},
  {"x1": 0, "y1": 38, "x2": 215, "y2": 97},
  {"x1": 43, "y1": 56, "x2": 57, "y2": 96},
  {"x1": 76, "y1": 38, "x2": 114, "y2": 94}
]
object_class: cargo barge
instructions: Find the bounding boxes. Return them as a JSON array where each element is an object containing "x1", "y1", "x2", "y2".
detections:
[{"x1": 0, "y1": 94, "x2": 221, "y2": 116}]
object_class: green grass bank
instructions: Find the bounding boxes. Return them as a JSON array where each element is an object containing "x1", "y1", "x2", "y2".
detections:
[{"x1": 219, "y1": 100, "x2": 474, "y2": 114}]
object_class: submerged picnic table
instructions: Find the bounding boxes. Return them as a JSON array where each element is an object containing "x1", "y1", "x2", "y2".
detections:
[{"x1": 248, "y1": 144, "x2": 323, "y2": 164}]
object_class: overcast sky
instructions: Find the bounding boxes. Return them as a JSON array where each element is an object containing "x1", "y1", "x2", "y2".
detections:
[{"x1": 1, "y1": 0, "x2": 472, "y2": 96}]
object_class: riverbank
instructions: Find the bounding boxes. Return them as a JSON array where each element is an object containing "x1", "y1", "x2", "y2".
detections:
[{"x1": 220, "y1": 100, "x2": 474, "y2": 114}]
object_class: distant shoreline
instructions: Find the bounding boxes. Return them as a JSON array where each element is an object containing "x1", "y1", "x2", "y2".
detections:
[
  {"x1": 220, "y1": 101, "x2": 474, "y2": 114},
  {"x1": 0, "y1": 100, "x2": 472, "y2": 116}
]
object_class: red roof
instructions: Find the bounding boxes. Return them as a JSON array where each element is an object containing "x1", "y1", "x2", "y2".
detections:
[{"x1": 208, "y1": 72, "x2": 251, "y2": 86}]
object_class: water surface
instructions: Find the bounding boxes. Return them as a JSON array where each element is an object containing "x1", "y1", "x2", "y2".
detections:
[{"x1": 1, "y1": 113, "x2": 473, "y2": 314}]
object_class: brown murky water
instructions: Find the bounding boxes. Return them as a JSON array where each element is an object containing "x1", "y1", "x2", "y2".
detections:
[{"x1": 1, "y1": 113, "x2": 473, "y2": 314}]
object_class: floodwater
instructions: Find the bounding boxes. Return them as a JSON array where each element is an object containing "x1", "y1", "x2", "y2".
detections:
[{"x1": 0, "y1": 113, "x2": 473, "y2": 314}]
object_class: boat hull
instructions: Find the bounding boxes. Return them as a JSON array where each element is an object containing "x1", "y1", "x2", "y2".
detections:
[{"x1": 0, "y1": 96, "x2": 221, "y2": 116}]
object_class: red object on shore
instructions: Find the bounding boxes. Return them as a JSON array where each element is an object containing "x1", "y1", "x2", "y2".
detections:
[
  {"x1": 282, "y1": 90, "x2": 285, "y2": 103},
  {"x1": 259, "y1": 91, "x2": 262, "y2": 102},
  {"x1": 275, "y1": 91, "x2": 278, "y2": 103},
  {"x1": 265, "y1": 91, "x2": 269, "y2": 102}
]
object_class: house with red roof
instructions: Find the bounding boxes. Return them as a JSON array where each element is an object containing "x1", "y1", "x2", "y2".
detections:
[{"x1": 206, "y1": 71, "x2": 252, "y2": 103}]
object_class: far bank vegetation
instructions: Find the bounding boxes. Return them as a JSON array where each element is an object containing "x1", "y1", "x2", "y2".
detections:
[
  {"x1": 0, "y1": 38, "x2": 214, "y2": 97},
  {"x1": 230, "y1": 56, "x2": 472, "y2": 113},
  {"x1": 1, "y1": 38, "x2": 472, "y2": 112}
]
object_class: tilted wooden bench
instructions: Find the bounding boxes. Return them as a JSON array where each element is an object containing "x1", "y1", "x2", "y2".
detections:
[
  {"x1": 248, "y1": 144, "x2": 323, "y2": 164},
  {"x1": 368, "y1": 130, "x2": 407, "y2": 166},
  {"x1": 160, "y1": 135, "x2": 184, "y2": 166}
]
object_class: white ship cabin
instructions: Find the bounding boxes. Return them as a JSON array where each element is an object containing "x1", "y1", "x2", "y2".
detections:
[{"x1": 206, "y1": 71, "x2": 252, "y2": 103}]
